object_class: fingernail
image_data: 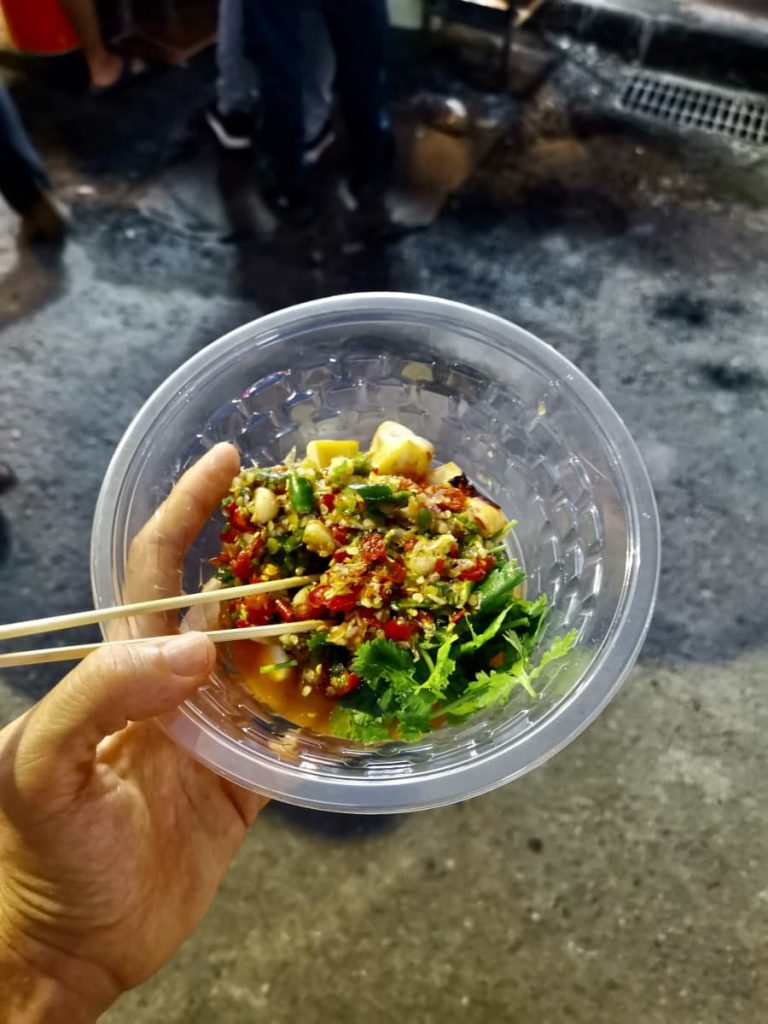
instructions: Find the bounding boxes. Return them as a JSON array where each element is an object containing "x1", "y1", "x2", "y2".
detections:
[
  {"x1": 163, "y1": 632, "x2": 213, "y2": 677},
  {"x1": 209, "y1": 442, "x2": 237, "y2": 464}
]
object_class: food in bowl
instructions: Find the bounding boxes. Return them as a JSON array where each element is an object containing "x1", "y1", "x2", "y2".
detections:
[
  {"x1": 94, "y1": 293, "x2": 659, "y2": 811},
  {"x1": 211, "y1": 420, "x2": 576, "y2": 742}
]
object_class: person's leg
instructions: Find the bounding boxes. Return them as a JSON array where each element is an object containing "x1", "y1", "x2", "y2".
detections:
[
  {"x1": 215, "y1": 0, "x2": 257, "y2": 116},
  {"x1": 59, "y1": 0, "x2": 123, "y2": 88},
  {"x1": 242, "y1": 0, "x2": 305, "y2": 183},
  {"x1": 207, "y1": 0, "x2": 257, "y2": 149},
  {"x1": 0, "y1": 88, "x2": 50, "y2": 213},
  {"x1": 320, "y1": 0, "x2": 391, "y2": 189},
  {"x1": 0, "y1": 89, "x2": 66, "y2": 242},
  {"x1": 301, "y1": 3, "x2": 335, "y2": 150}
]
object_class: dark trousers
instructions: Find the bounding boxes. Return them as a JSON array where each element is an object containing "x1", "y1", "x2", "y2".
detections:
[
  {"x1": 244, "y1": 0, "x2": 390, "y2": 185},
  {"x1": 0, "y1": 88, "x2": 49, "y2": 215}
]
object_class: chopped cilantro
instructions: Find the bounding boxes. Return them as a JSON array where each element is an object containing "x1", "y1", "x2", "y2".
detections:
[
  {"x1": 458, "y1": 607, "x2": 511, "y2": 657},
  {"x1": 417, "y1": 634, "x2": 456, "y2": 697},
  {"x1": 329, "y1": 622, "x2": 577, "y2": 743},
  {"x1": 352, "y1": 637, "x2": 417, "y2": 694},
  {"x1": 443, "y1": 630, "x2": 578, "y2": 720},
  {"x1": 330, "y1": 707, "x2": 390, "y2": 743},
  {"x1": 307, "y1": 630, "x2": 330, "y2": 653}
]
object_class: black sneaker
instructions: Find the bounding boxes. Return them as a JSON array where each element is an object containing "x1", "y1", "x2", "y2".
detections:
[
  {"x1": 205, "y1": 106, "x2": 253, "y2": 150},
  {"x1": 304, "y1": 121, "x2": 337, "y2": 166},
  {"x1": 21, "y1": 190, "x2": 68, "y2": 247},
  {"x1": 260, "y1": 164, "x2": 316, "y2": 227}
]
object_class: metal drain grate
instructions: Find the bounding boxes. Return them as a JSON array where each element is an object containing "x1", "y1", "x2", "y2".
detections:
[{"x1": 620, "y1": 71, "x2": 768, "y2": 145}]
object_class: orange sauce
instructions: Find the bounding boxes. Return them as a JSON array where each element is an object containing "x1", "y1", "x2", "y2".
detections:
[{"x1": 229, "y1": 640, "x2": 336, "y2": 732}]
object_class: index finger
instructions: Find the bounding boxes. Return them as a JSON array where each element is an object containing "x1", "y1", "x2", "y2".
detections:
[{"x1": 120, "y1": 443, "x2": 241, "y2": 637}]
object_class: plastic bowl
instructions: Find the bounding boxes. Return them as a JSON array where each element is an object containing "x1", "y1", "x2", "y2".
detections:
[{"x1": 91, "y1": 293, "x2": 659, "y2": 813}]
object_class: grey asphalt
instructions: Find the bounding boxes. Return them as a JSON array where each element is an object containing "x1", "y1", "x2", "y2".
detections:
[{"x1": 1, "y1": 37, "x2": 767, "y2": 1024}]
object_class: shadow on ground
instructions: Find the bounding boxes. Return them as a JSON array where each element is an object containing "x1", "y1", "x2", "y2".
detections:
[{"x1": 267, "y1": 802, "x2": 402, "y2": 841}]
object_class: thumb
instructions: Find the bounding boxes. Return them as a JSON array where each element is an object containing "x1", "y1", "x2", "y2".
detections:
[{"x1": 17, "y1": 632, "x2": 215, "y2": 791}]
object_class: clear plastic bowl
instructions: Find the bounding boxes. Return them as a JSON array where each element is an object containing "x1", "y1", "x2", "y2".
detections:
[{"x1": 91, "y1": 293, "x2": 659, "y2": 813}]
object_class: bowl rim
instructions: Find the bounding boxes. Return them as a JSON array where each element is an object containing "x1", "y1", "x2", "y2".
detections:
[{"x1": 91, "y1": 292, "x2": 660, "y2": 813}]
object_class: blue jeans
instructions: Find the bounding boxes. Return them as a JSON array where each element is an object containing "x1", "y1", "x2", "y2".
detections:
[
  {"x1": 216, "y1": 0, "x2": 257, "y2": 116},
  {"x1": 244, "y1": 0, "x2": 389, "y2": 183},
  {"x1": 301, "y1": 3, "x2": 336, "y2": 143},
  {"x1": 216, "y1": 0, "x2": 335, "y2": 141},
  {"x1": 0, "y1": 88, "x2": 49, "y2": 215}
]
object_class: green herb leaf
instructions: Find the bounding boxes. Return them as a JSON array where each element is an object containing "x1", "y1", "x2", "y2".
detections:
[
  {"x1": 330, "y1": 706, "x2": 390, "y2": 742},
  {"x1": 417, "y1": 634, "x2": 457, "y2": 697},
  {"x1": 458, "y1": 606, "x2": 511, "y2": 656},
  {"x1": 352, "y1": 637, "x2": 417, "y2": 694},
  {"x1": 473, "y1": 561, "x2": 527, "y2": 623},
  {"x1": 395, "y1": 691, "x2": 435, "y2": 740},
  {"x1": 307, "y1": 630, "x2": 330, "y2": 653},
  {"x1": 443, "y1": 629, "x2": 578, "y2": 720},
  {"x1": 526, "y1": 630, "x2": 579, "y2": 684},
  {"x1": 442, "y1": 663, "x2": 533, "y2": 719},
  {"x1": 350, "y1": 638, "x2": 439, "y2": 740},
  {"x1": 489, "y1": 518, "x2": 518, "y2": 543}
]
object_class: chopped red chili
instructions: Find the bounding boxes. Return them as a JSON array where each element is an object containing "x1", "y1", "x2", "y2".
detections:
[
  {"x1": 433, "y1": 486, "x2": 466, "y2": 512},
  {"x1": 229, "y1": 506, "x2": 252, "y2": 532},
  {"x1": 243, "y1": 594, "x2": 275, "y2": 626},
  {"x1": 327, "y1": 588, "x2": 361, "y2": 614},
  {"x1": 382, "y1": 557, "x2": 406, "y2": 585},
  {"x1": 459, "y1": 556, "x2": 495, "y2": 582},
  {"x1": 383, "y1": 619, "x2": 415, "y2": 642},
  {"x1": 231, "y1": 550, "x2": 253, "y2": 580},
  {"x1": 360, "y1": 532, "x2": 387, "y2": 564},
  {"x1": 324, "y1": 670, "x2": 363, "y2": 698},
  {"x1": 275, "y1": 598, "x2": 295, "y2": 623},
  {"x1": 307, "y1": 584, "x2": 329, "y2": 608},
  {"x1": 331, "y1": 525, "x2": 350, "y2": 545}
]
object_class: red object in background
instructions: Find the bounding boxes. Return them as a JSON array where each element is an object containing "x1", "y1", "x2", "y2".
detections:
[{"x1": 2, "y1": 0, "x2": 79, "y2": 54}]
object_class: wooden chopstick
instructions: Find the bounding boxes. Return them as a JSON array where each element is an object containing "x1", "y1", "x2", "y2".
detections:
[
  {"x1": 0, "y1": 576, "x2": 320, "y2": 643},
  {"x1": 0, "y1": 620, "x2": 328, "y2": 669}
]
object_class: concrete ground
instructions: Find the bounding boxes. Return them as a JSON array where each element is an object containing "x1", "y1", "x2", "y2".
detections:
[
  {"x1": 1, "y1": 32, "x2": 767, "y2": 1023},
  {"x1": 543, "y1": 0, "x2": 768, "y2": 91}
]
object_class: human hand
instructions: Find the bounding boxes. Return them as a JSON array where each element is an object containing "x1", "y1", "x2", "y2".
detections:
[{"x1": 0, "y1": 444, "x2": 266, "y2": 1022}]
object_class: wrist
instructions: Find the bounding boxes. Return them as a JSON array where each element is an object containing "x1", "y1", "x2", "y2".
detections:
[{"x1": 0, "y1": 933, "x2": 116, "y2": 1024}]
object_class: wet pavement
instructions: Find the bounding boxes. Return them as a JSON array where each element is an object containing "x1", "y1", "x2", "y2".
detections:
[{"x1": 1, "y1": 31, "x2": 768, "y2": 1024}]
